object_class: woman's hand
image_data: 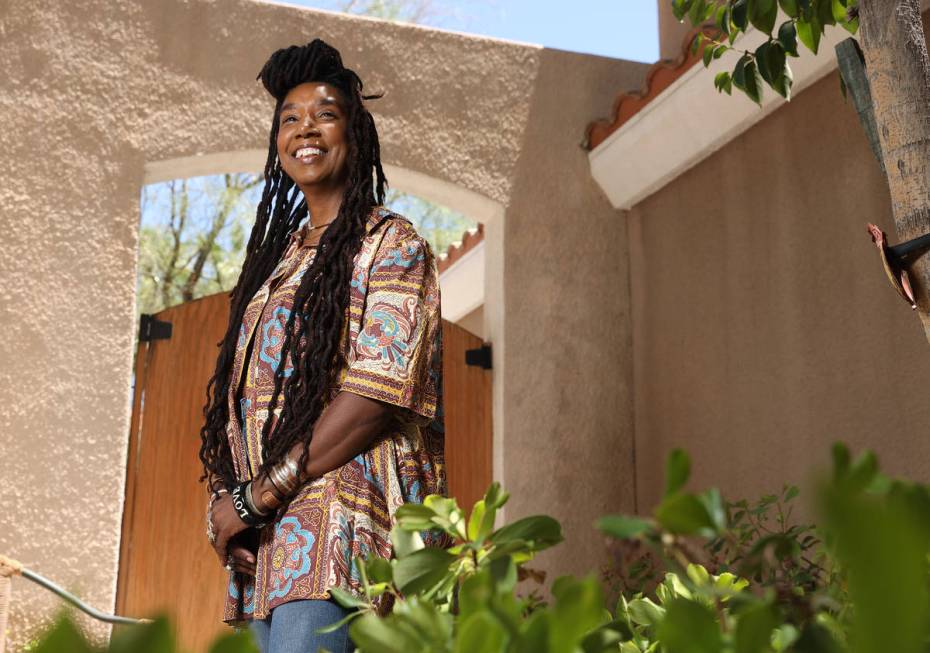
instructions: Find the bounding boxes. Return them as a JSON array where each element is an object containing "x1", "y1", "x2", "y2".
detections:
[
  {"x1": 227, "y1": 531, "x2": 257, "y2": 576},
  {"x1": 208, "y1": 493, "x2": 249, "y2": 568}
]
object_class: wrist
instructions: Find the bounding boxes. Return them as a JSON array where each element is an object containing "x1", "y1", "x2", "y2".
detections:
[{"x1": 231, "y1": 481, "x2": 270, "y2": 527}]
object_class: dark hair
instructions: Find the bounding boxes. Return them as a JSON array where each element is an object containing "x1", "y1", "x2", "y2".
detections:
[{"x1": 198, "y1": 38, "x2": 387, "y2": 486}]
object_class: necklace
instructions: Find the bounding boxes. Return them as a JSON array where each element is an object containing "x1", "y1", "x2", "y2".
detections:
[{"x1": 307, "y1": 219, "x2": 335, "y2": 231}]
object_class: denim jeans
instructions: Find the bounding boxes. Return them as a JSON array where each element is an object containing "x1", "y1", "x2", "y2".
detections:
[{"x1": 249, "y1": 599, "x2": 354, "y2": 653}]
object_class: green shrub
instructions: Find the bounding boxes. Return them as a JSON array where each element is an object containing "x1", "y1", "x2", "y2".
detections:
[{"x1": 27, "y1": 443, "x2": 930, "y2": 653}]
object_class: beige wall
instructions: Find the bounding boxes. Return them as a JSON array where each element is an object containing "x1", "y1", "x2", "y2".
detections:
[
  {"x1": 0, "y1": 1, "x2": 647, "y2": 647},
  {"x1": 629, "y1": 68, "x2": 930, "y2": 513},
  {"x1": 502, "y1": 48, "x2": 643, "y2": 581},
  {"x1": 657, "y1": 0, "x2": 691, "y2": 61}
]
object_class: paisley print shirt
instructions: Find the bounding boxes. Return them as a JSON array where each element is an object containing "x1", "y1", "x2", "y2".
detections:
[{"x1": 221, "y1": 207, "x2": 446, "y2": 623}]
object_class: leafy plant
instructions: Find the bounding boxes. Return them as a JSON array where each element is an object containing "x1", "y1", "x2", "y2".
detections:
[
  {"x1": 673, "y1": 0, "x2": 859, "y2": 104},
  {"x1": 27, "y1": 443, "x2": 930, "y2": 653},
  {"x1": 24, "y1": 612, "x2": 258, "y2": 653}
]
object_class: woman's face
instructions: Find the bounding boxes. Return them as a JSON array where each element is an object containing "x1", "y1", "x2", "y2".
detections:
[{"x1": 276, "y1": 82, "x2": 350, "y2": 194}]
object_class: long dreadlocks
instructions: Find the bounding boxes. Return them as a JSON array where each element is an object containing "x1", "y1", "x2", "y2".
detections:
[{"x1": 198, "y1": 39, "x2": 387, "y2": 488}]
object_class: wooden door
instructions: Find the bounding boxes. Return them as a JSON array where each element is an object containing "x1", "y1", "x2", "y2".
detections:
[
  {"x1": 116, "y1": 293, "x2": 232, "y2": 651},
  {"x1": 116, "y1": 293, "x2": 492, "y2": 649}
]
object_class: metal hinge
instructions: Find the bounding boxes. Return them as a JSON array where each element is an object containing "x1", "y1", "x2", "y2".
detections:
[
  {"x1": 465, "y1": 343, "x2": 492, "y2": 369},
  {"x1": 139, "y1": 314, "x2": 173, "y2": 342}
]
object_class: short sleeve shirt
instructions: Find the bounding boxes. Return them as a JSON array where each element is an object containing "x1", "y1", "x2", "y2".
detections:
[{"x1": 222, "y1": 207, "x2": 446, "y2": 623}]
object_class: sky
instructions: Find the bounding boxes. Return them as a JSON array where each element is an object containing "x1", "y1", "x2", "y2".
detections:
[{"x1": 281, "y1": 1, "x2": 660, "y2": 63}]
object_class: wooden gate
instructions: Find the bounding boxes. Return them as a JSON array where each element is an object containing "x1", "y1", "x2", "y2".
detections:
[{"x1": 115, "y1": 292, "x2": 491, "y2": 650}]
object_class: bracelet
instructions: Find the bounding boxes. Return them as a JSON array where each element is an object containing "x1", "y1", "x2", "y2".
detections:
[
  {"x1": 269, "y1": 456, "x2": 302, "y2": 497},
  {"x1": 231, "y1": 481, "x2": 270, "y2": 528}
]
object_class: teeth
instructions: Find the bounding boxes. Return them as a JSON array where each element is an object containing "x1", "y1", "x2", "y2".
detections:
[{"x1": 295, "y1": 147, "x2": 323, "y2": 158}]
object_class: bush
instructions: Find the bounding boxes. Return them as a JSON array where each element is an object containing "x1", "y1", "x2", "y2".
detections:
[{"x1": 28, "y1": 443, "x2": 930, "y2": 653}]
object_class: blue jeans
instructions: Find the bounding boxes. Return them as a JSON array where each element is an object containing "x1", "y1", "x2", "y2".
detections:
[{"x1": 249, "y1": 599, "x2": 354, "y2": 653}]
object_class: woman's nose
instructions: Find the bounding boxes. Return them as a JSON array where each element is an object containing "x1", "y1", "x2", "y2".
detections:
[{"x1": 299, "y1": 115, "x2": 320, "y2": 134}]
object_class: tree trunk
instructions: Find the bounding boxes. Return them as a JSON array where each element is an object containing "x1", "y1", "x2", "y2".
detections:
[{"x1": 859, "y1": 0, "x2": 930, "y2": 342}]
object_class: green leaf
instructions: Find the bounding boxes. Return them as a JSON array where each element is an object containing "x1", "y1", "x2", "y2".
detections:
[
  {"x1": 672, "y1": 0, "x2": 695, "y2": 21},
  {"x1": 350, "y1": 613, "x2": 419, "y2": 652},
  {"x1": 750, "y1": 0, "x2": 779, "y2": 34},
  {"x1": 733, "y1": 55, "x2": 764, "y2": 105},
  {"x1": 686, "y1": 563, "x2": 710, "y2": 586},
  {"x1": 817, "y1": 0, "x2": 836, "y2": 25},
  {"x1": 714, "y1": 71, "x2": 732, "y2": 92},
  {"x1": 549, "y1": 576, "x2": 608, "y2": 653},
  {"x1": 772, "y1": 624, "x2": 801, "y2": 651},
  {"x1": 32, "y1": 615, "x2": 98, "y2": 653},
  {"x1": 656, "y1": 599, "x2": 723, "y2": 653},
  {"x1": 734, "y1": 601, "x2": 780, "y2": 653},
  {"x1": 665, "y1": 449, "x2": 691, "y2": 496},
  {"x1": 656, "y1": 492, "x2": 717, "y2": 535},
  {"x1": 778, "y1": 0, "x2": 801, "y2": 16},
  {"x1": 394, "y1": 503, "x2": 439, "y2": 531},
  {"x1": 732, "y1": 0, "x2": 750, "y2": 29},
  {"x1": 627, "y1": 597, "x2": 666, "y2": 626},
  {"x1": 490, "y1": 515, "x2": 563, "y2": 550},
  {"x1": 831, "y1": 0, "x2": 848, "y2": 22},
  {"x1": 597, "y1": 515, "x2": 652, "y2": 539},
  {"x1": 797, "y1": 15, "x2": 822, "y2": 54},
  {"x1": 689, "y1": 0, "x2": 707, "y2": 26},
  {"x1": 703, "y1": 42, "x2": 715, "y2": 67},
  {"x1": 329, "y1": 586, "x2": 369, "y2": 609},
  {"x1": 454, "y1": 612, "x2": 507, "y2": 653},
  {"x1": 580, "y1": 626, "x2": 624, "y2": 653},
  {"x1": 392, "y1": 547, "x2": 456, "y2": 595},
  {"x1": 390, "y1": 527, "x2": 424, "y2": 558},
  {"x1": 366, "y1": 556, "x2": 394, "y2": 584},
  {"x1": 207, "y1": 631, "x2": 260, "y2": 653},
  {"x1": 832, "y1": 442, "x2": 851, "y2": 479},
  {"x1": 715, "y1": 4, "x2": 730, "y2": 34},
  {"x1": 778, "y1": 21, "x2": 799, "y2": 56},
  {"x1": 108, "y1": 617, "x2": 175, "y2": 653},
  {"x1": 699, "y1": 488, "x2": 727, "y2": 531},
  {"x1": 489, "y1": 555, "x2": 518, "y2": 592},
  {"x1": 466, "y1": 499, "x2": 487, "y2": 541},
  {"x1": 314, "y1": 611, "x2": 361, "y2": 635},
  {"x1": 691, "y1": 32, "x2": 704, "y2": 56},
  {"x1": 424, "y1": 494, "x2": 467, "y2": 538}
]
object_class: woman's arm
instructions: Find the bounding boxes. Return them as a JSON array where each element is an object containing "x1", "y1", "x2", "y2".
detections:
[
  {"x1": 209, "y1": 391, "x2": 393, "y2": 573},
  {"x1": 251, "y1": 390, "x2": 392, "y2": 500}
]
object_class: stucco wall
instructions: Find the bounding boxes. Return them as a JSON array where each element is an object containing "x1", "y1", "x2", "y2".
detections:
[
  {"x1": 629, "y1": 67, "x2": 930, "y2": 513},
  {"x1": 0, "y1": 1, "x2": 647, "y2": 647},
  {"x1": 502, "y1": 48, "x2": 644, "y2": 582}
]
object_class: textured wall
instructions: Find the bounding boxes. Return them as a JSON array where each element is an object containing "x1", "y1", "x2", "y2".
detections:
[
  {"x1": 629, "y1": 66, "x2": 930, "y2": 513},
  {"x1": 501, "y1": 48, "x2": 645, "y2": 582},
  {"x1": 0, "y1": 0, "x2": 647, "y2": 648}
]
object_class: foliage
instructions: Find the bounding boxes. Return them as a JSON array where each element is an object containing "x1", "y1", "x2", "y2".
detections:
[
  {"x1": 28, "y1": 444, "x2": 930, "y2": 653},
  {"x1": 136, "y1": 179, "x2": 476, "y2": 317},
  {"x1": 24, "y1": 612, "x2": 258, "y2": 653},
  {"x1": 343, "y1": 443, "x2": 930, "y2": 652},
  {"x1": 137, "y1": 175, "x2": 260, "y2": 315},
  {"x1": 672, "y1": 0, "x2": 860, "y2": 104}
]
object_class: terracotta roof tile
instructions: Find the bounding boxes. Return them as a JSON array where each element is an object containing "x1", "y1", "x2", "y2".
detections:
[
  {"x1": 437, "y1": 223, "x2": 484, "y2": 275},
  {"x1": 585, "y1": 25, "x2": 720, "y2": 151}
]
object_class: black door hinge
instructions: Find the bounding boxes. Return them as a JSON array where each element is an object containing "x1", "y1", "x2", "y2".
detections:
[
  {"x1": 139, "y1": 314, "x2": 173, "y2": 342},
  {"x1": 465, "y1": 343, "x2": 492, "y2": 369}
]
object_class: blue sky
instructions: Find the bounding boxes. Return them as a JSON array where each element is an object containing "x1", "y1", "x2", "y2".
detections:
[{"x1": 281, "y1": 1, "x2": 660, "y2": 63}]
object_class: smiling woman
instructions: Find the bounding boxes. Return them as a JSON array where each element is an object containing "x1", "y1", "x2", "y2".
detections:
[{"x1": 197, "y1": 39, "x2": 447, "y2": 653}]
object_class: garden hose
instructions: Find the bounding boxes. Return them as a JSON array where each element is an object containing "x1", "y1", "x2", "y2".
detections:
[{"x1": 0, "y1": 552, "x2": 151, "y2": 650}]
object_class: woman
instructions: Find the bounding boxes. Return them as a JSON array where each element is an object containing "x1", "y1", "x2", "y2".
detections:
[{"x1": 198, "y1": 39, "x2": 446, "y2": 653}]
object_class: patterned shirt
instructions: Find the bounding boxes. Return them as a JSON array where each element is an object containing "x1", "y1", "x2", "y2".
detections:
[{"x1": 221, "y1": 207, "x2": 446, "y2": 623}]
